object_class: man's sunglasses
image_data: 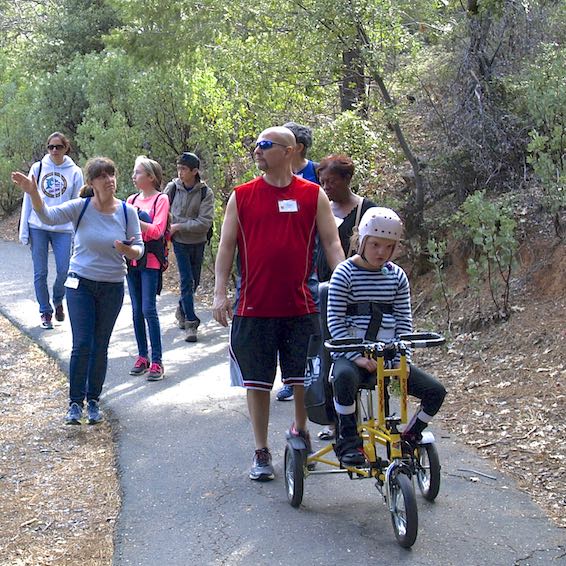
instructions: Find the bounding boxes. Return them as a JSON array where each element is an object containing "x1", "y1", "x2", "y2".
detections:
[
  {"x1": 47, "y1": 144, "x2": 65, "y2": 150},
  {"x1": 255, "y1": 140, "x2": 288, "y2": 150}
]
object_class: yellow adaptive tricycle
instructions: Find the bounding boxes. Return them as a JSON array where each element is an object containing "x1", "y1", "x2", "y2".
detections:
[{"x1": 284, "y1": 332, "x2": 445, "y2": 548}]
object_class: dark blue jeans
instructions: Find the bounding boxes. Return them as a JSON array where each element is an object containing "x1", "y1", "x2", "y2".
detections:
[
  {"x1": 29, "y1": 227, "x2": 72, "y2": 314},
  {"x1": 172, "y1": 240, "x2": 205, "y2": 321},
  {"x1": 126, "y1": 267, "x2": 162, "y2": 363},
  {"x1": 66, "y1": 276, "x2": 124, "y2": 405}
]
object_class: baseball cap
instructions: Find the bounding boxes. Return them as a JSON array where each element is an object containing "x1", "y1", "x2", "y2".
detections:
[{"x1": 176, "y1": 152, "x2": 200, "y2": 169}]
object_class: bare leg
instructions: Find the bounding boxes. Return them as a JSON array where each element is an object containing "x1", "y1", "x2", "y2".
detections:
[
  {"x1": 293, "y1": 384, "x2": 307, "y2": 431},
  {"x1": 247, "y1": 389, "x2": 271, "y2": 449}
]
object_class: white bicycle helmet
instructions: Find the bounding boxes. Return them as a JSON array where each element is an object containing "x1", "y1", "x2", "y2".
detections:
[{"x1": 358, "y1": 207, "x2": 404, "y2": 257}]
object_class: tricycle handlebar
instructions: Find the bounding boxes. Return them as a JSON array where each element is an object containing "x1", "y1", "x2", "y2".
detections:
[{"x1": 324, "y1": 332, "x2": 445, "y2": 354}]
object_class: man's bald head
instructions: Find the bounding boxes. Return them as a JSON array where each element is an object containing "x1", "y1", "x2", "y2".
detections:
[{"x1": 259, "y1": 127, "x2": 296, "y2": 148}]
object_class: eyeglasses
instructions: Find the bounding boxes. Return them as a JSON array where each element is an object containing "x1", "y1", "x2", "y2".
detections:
[
  {"x1": 47, "y1": 144, "x2": 65, "y2": 151},
  {"x1": 255, "y1": 140, "x2": 288, "y2": 151}
]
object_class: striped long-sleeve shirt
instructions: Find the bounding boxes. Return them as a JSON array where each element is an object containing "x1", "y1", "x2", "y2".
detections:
[{"x1": 327, "y1": 258, "x2": 413, "y2": 362}]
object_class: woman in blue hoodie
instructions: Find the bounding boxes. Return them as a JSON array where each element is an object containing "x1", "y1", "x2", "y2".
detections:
[{"x1": 18, "y1": 132, "x2": 83, "y2": 328}]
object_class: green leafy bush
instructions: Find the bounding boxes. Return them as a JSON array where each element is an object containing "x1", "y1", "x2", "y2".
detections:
[
  {"x1": 513, "y1": 44, "x2": 565, "y2": 231},
  {"x1": 456, "y1": 191, "x2": 517, "y2": 319}
]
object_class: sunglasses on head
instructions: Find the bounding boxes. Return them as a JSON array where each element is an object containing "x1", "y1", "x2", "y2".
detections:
[
  {"x1": 47, "y1": 144, "x2": 65, "y2": 150},
  {"x1": 255, "y1": 140, "x2": 287, "y2": 150}
]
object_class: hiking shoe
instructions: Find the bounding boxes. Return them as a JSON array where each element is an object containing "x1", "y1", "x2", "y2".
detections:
[
  {"x1": 41, "y1": 313, "x2": 53, "y2": 329},
  {"x1": 55, "y1": 304, "x2": 65, "y2": 322},
  {"x1": 401, "y1": 431, "x2": 422, "y2": 456},
  {"x1": 185, "y1": 319, "x2": 200, "y2": 343},
  {"x1": 87, "y1": 400, "x2": 103, "y2": 425},
  {"x1": 340, "y1": 448, "x2": 366, "y2": 467},
  {"x1": 175, "y1": 305, "x2": 185, "y2": 329},
  {"x1": 65, "y1": 402, "x2": 83, "y2": 425},
  {"x1": 129, "y1": 356, "x2": 149, "y2": 376},
  {"x1": 276, "y1": 384, "x2": 294, "y2": 401},
  {"x1": 146, "y1": 362, "x2": 164, "y2": 381},
  {"x1": 249, "y1": 448, "x2": 275, "y2": 481},
  {"x1": 287, "y1": 425, "x2": 316, "y2": 470}
]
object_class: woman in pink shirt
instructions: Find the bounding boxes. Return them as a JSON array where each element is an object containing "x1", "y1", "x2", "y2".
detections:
[{"x1": 126, "y1": 156, "x2": 170, "y2": 381}]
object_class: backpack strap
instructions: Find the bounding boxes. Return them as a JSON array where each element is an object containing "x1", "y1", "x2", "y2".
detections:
[
  {"x1": 346, "y1": 199, "x2": 364, "y2": 258},
  {"x1": 167, "y1": 182, "x2": 177, "y2": 205},
  {"x1": 35, "y1": 161, "x2": 43, "y2": 185},
  {"x1": 76, "y1": 198, "x2": 128, "y2": 232},
  {"x1": 75, "y1": 197, "x2": 91, "y2": 230}
]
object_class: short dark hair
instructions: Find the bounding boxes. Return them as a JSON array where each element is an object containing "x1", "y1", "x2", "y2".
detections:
[
  {"x1": 80, "y1": 157, "x2": 117, "y2": 197},
  {"x1": 283, "y1": 122, "x2": 313, "y2": 157},
  {"x1": 84, "y1": 157, "x2": 116, "y2": 184},
  {"x1": 318, "y1": 154, "x2": 355, "y2": 181}
]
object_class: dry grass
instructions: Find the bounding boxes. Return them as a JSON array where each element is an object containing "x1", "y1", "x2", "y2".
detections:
[{"x1": 0, "y1": 316, "x2": 119, "y2": 565}]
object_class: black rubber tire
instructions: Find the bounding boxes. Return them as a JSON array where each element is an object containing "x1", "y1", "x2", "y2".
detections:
[
  {"x1": 415, "y1": 443, "x2": 441, "y2": 502},
  {"x1": 284, "y1": 445, "x2": 304, "y2": 508},
  {"x1": 390, "y1": 472, "x2": 418, "y2": 548}
]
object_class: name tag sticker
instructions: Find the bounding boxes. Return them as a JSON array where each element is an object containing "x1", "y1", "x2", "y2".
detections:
[
  {"x1": 64, "y1": 276, "x2": 79, "y2": 289},
  {"x1": 278, "y1": 199, "x2": 298, "y2": 213}
]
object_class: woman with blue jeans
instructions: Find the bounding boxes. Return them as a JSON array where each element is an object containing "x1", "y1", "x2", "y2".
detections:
[
  {"x1": 12, "y1": 157, "x2": 143, "y2": 425},
  {"x1": 18, "y1": 132, "x2": 83, "y2": 328},
  {"x1": 126, "y1": 156, "x2": 170, "y2": 381}
]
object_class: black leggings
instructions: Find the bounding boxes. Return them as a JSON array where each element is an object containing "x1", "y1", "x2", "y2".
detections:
[{"x1": 331, "y1": 357, "x2": 446, "y2": 418}]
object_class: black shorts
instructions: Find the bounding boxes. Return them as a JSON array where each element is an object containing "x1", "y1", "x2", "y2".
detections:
[{"x1": 229, "y1": 314, "x2": 319, "y2": 391}]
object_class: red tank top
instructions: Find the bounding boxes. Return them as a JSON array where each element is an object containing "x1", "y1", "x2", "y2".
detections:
[{"x1": 234, "y1": 175, "x2": 319, "y2": 317}]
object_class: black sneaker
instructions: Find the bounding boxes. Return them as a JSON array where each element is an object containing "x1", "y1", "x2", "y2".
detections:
[
  {"x1": 401, "y1": 431, "x2": 422, "y2": 456},
  {"x1": 87, "y1": 400, "x2": 103, "y2": 425},
  {"x1": 55, "y1": 304, "x2": 65, "y2": 322},
  {"x1": 41, "y1": 313, "x2": 53, "y2": 329},
  {"x1": 340, "y1": 448, "x2": 366, "y2": 467},
  {"x1": 65, "y1": 402, "x2": 83, "y2": 425},
  {"x1": 249, "y1": 448, "x2": 275, "y2": 481}
]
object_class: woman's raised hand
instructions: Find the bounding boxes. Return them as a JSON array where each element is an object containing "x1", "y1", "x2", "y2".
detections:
[{"x1": 11, "y1": 172, "x2": 38, "y2": 194}]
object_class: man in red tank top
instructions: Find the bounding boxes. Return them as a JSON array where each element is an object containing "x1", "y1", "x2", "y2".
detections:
[{"x1": 213, "y1": 126, "x2": 344, "y2": 481}]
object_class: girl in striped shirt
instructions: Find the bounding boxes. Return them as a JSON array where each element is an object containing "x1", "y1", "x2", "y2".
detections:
[{"x1": 327, "y1": 207, "x2": 446, "y2": 466}]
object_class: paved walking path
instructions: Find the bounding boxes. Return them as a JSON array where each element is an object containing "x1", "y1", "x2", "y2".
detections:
[{"x1": 0, "y1": 239, "x2": 564, "y2": 565}]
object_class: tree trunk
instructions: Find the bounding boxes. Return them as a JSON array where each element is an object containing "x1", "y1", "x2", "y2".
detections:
[{"x1": 340, "y1": 48, "x2": 366, "y2": 114}]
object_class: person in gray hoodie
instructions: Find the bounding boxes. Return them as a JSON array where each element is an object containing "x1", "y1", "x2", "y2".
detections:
[
  {"x1": 18, "y1": 132, "x2": 83, "y2": 329},
  {"x1": 164, "y1": 152, "x2": 214, "y2": 342}
]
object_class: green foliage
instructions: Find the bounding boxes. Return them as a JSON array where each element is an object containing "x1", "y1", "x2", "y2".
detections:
[
  {"x1": 31, "y1": 0, "x2": 120, "y2": 71},
  {"x1": 426, "y1": 237, "x2": 452, "y2": 329},
  {"x1": 456, "y1": 190, "x2": 517, "y2": 319},
  {"x1": 514, "y1": 44, "x2": 565, "y2": 226},
  {"x1": 313, "y1": 112, "x2": 397, "y2": 198}
]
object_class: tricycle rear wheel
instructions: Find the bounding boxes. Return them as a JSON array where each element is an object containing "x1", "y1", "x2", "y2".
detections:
[{"x1": 415, "y1": 443, "x2": 441, "y2": 502}]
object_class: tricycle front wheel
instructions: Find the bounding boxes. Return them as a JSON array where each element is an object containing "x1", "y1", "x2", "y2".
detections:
[
  {"x1": 284, "y1": 445, "x2": 305, "y2": 508},
  {"x1": 390, "y1": 472, "x2": 418, "y2": 548}
]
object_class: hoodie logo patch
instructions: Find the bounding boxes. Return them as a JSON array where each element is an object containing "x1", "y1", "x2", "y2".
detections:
[{"x1": 41, "y1": 172, "x2": 68, "y2": 198}]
